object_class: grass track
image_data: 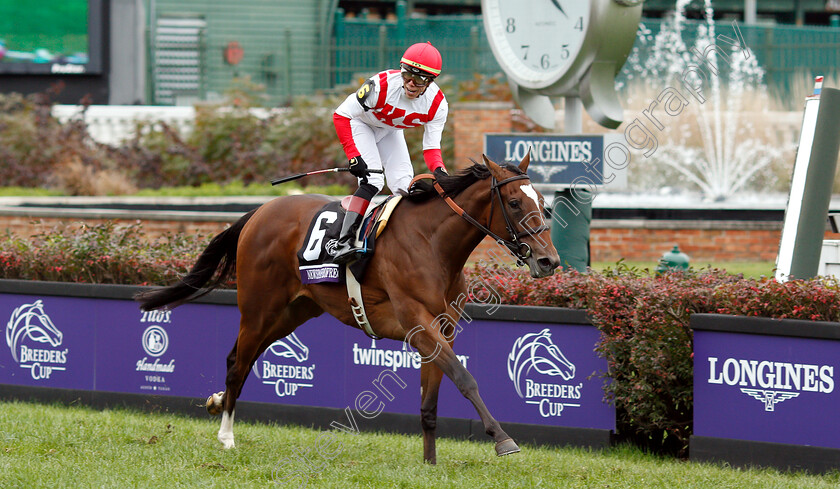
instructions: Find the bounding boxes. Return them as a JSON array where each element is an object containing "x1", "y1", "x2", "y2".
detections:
[
  {"x1": 591, "y1": 261, "x2": 776, "y2": 279},
  {"x1": 0, "y1": 401, "x2": 838, "y2": 488}
]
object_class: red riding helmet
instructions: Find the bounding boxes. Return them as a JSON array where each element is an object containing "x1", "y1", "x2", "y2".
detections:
[{"x1": 400, "y1": 42, "x2": 442, "y2": 77}]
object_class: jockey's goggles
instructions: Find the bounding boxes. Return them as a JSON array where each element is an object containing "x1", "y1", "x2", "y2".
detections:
[{"x1": 400, "y1": 63, "x2": 435, "y2": 87}]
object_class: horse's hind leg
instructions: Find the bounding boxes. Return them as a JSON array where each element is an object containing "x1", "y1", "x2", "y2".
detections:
[
  {"x1": 206, "y1": 342, "x2": 238, "y2": 416},
  {"x1": 217, "y1": 296, "x2": 323, "y2": 449},
  {"x1": 420, "y1": 362, "x2": 444, "y2": 464}
]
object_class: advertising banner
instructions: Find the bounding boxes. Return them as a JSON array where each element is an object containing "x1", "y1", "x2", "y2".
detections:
[
  {"x1": 0, "y1": 295, "x2": 95, "y2": 390},
  {"x1": 94, "y1": 302, "x2": 237, "y2": 398},
  {"x1": 450, "y1": 320, "x2": 614, "y2": 429},
  {"x1": 694, "y1": 329, "x2": 840, "y2": 448},
  {"x1": 484, "y1": 133, "x2": 627, "y2": 189},
  {"x1": 0, "y1": 292, "x2": 614, "y2": 431},
  {"x1": 238, "y1": 319, "x2": 348, "y2": 409}
]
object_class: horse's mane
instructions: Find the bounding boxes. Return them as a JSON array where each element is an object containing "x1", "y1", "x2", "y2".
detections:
[{"x1": 402, "y1": 161, "x2": 524, "y2": 203}]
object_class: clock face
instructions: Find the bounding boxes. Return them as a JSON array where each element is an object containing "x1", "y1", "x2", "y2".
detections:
[{"x1": 483, "y1": 0, "x2": 591, "y2": 89}]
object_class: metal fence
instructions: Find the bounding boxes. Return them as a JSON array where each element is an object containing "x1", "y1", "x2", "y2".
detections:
[
  {"x1": 331, "y1": 14, "x2": 499, "y2": 86},
  {"x1": 633, "y1": 19, "x2": 840, "y2": 98},
  {"x1": 331, "y1": 14, "x2": 840, "y2": 97}
]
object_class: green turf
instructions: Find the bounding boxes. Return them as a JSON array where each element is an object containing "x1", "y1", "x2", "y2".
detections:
[
  {"x1": 0, "y1": 401, "x2": 837, "y2": 488},
  {"x1": 591, "y1": 261, "x2": 776, "y2": 279}
]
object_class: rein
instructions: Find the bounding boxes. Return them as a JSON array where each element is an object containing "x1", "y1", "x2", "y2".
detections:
[{"x1": 410, "y1": 172, "x2": 549, "y2": 263}]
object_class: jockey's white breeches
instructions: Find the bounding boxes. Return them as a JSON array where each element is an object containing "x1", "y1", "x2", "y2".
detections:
[{"x1": 349, "y1": 119, "x2": 414, "y2": 194}]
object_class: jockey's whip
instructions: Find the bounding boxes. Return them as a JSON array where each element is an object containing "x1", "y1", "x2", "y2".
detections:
[{"x1": 271, "y1": 167, "x2": 384, "y2": 186}]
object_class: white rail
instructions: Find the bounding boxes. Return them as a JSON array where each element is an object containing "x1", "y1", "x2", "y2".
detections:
[{"x1": 51, "y1": 105, "x2": 285, "y2": 146}]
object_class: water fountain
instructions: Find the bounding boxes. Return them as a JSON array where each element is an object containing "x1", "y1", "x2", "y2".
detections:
[{"x1": 618, "y1": 0, "x2": 791, "y2": 201}]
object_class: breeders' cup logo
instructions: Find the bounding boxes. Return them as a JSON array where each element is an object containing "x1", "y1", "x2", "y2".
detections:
[
  {"x1": 5, "y1": 300, "x2": 68, "y2": 380},
  {"x1": 142, "y1": 326, "x2": 169, "y2": 357},
  {"x1": 325, "y1": 239, "x2": 339, "y2": 257},
  {"x1": 255, "y1": 333, "x2": 315, "y2": 397},
  {"x1": 707, "y1": 357, "x2": 834, "y2": 412},
  {"x1": 507, "y1": 329, "x2": 582, "y2": 418}
]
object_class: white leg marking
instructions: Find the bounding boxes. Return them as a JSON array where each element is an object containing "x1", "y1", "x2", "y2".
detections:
[{"x1": 218, "y1": 409, "x2": 236, "y2": 449}]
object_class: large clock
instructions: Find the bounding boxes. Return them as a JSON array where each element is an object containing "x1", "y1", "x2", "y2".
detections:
[
  {"x1": 482, "y1": 1, "x2": 592, "y2": 91},
  {"x1": 481, "y1": 0, "x2": 643, "y2": 129}
]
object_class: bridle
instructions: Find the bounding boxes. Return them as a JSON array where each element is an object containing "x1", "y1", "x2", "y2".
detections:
[{"x1": 415, "y1": 172, "x2": 550, "y2": 264}]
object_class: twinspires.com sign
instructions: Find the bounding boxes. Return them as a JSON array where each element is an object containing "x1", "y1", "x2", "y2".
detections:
[
  {"x1": 0, "y1": 293, "x2": 614, "y2": 431},
  {"x1": 484, "y1": 133, "x2": 627, "y2": 189}
]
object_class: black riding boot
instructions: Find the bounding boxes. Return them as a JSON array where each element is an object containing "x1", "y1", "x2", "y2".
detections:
[{"x1": 332, "y1": 210, "x2": 365, "y2": 264}]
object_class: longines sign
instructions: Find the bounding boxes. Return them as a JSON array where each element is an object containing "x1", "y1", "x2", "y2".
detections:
[
  {"x1": 693, "y1": 314, "x2": 840, "y2": 449},
  {"x1": 484, "y1": 133, "x2": 627, "y2": 189}
]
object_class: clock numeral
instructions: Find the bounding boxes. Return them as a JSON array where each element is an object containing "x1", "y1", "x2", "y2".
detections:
[
  {"x1": 540, "y1": 54, "x2": 550, "y2": 69},
  {"x1": 505, "y1": 17, "x2": 516, "y2": 33},
  {"x1": 574, "y1": 16, "x2": 584, "y2": 31},
  {"x1": 520, "y1": 45, "x2": 529, "y2": 60},
  {"x1": 560, "y1": 44, "x2": 570, "y2": 60}
]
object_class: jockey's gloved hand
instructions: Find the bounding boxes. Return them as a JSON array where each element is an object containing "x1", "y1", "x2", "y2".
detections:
[
  {"x1": 434, "y1": 167, "x2": 448, "y2": 178},
  {"x1": 348, "y1": 156, "x2": 369, "y2": 179}
]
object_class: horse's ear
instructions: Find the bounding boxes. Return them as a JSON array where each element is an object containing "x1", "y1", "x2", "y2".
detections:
[
  {"x1": 519, "y1": 151, "x2": 530, "y2": 173},
  {"x1": 481, "y1": 154, "x2": 505, "y2": 180}
]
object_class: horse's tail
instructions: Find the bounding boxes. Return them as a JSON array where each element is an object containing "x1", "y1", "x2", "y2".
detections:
[{"x1": 134, "y1": 209, "x2": 257, "y2": 311}]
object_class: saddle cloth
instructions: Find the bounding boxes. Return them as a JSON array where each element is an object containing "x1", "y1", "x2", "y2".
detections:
[{"x1": 296, "y1": 195, "x2": 402, "y2": 284}]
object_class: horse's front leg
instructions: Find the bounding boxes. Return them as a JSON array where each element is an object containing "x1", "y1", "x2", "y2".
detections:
[
  {"x1": 420, "y1": 361, "x2": 444, "y2": 464},
  {"x1": 407, "y1": 314, "x2": 520, "y2": 457}
]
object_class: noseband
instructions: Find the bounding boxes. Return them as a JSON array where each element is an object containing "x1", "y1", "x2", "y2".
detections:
[{"x1": 428, "y1": 173, "x2": 549, "y2": 264}]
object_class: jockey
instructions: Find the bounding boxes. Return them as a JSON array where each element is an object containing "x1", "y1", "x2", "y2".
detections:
[{"x1": 331, "y1": 41, "x2": 449, "y2": 264}]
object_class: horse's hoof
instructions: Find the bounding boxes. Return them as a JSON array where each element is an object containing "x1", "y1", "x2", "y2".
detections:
[
  {"x1": 495, "y1": 438, "x2": 520, "y2": 456},
  {"x1": 206, "y1": 391, "x2": 224, "y2": 416},
  {"x1": 218, "y1": 431, "x2": 235, "y2": 449}
]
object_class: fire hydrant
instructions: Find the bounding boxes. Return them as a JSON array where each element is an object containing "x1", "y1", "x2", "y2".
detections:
[{"x1": 656, "y1": 245, "x2": 690, "y2": 274}]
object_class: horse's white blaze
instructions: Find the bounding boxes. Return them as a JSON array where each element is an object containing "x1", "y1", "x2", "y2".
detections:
[
  {"x1": 520, "y1": 184, "x2": 547, "y2": 227},
  {"x1": 218, "y1": 410, "x2": 236, "y2": 449},
  {"x1": 520, "y1": 184, "x2": 541, "y2": 210}
]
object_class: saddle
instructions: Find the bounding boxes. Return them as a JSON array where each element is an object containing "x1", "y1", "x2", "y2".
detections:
[{"x1": 296, "y1": 195, "x2": 402, "y2": 285}]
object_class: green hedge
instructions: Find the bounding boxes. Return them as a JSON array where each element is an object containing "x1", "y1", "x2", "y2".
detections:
[{"x1": 466, "y1": 263, "x2": 840, "y2": 455}]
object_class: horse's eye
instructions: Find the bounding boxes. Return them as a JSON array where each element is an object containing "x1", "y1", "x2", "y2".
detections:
[{"x1": 508, "y1": 199, "x2": 520, "y2": 209}]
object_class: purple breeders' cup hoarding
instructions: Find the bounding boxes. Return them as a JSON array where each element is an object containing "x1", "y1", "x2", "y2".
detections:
[
  {"x1": 0, "y1": 295, "x2": 96, "y2": 390},
  {"x1": 94, "y1": 301, "x2": 239, "y2": 398},
  {"x1": 437, "y1": 320, "x2": 614, "y2": 429},
  {"x1": 694, "y1": 329, "x2": 840, "y2": 448},
  {"x1": 238, "y1": 316, "x2": 347, "y2": 408},
  {"x1": 240, "y1": 313, "x2": 613, "y2": 430},
  {"x1": 0, "y1": 291, "x2": 614, "y2": 431}
]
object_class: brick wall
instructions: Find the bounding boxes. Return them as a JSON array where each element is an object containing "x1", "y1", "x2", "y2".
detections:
[
  {"x1": 589, "y1": 225, "x2": 783, "y2": 263},
  {"x1": 7, "y1": 213, "x2": 840, "y2": 266},
  {"x1": 469, "y1": 224, "x2": 788, "y2": 265},
  {"x1": 452, "y1": 102, "x2": 514, "y2": 168},
  {"x1": 1, "y1": 215, "x2": 232, "y2": 241}
]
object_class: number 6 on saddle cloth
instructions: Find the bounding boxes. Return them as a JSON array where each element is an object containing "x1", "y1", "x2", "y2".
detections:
[{"x1": 296, "y1": 195, "x2": 402, "y2": 286}]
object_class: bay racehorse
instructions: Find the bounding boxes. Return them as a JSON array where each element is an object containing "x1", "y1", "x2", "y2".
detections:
[{"x1": 134, "y1": 154, "x2": 560, "y2": 463}]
